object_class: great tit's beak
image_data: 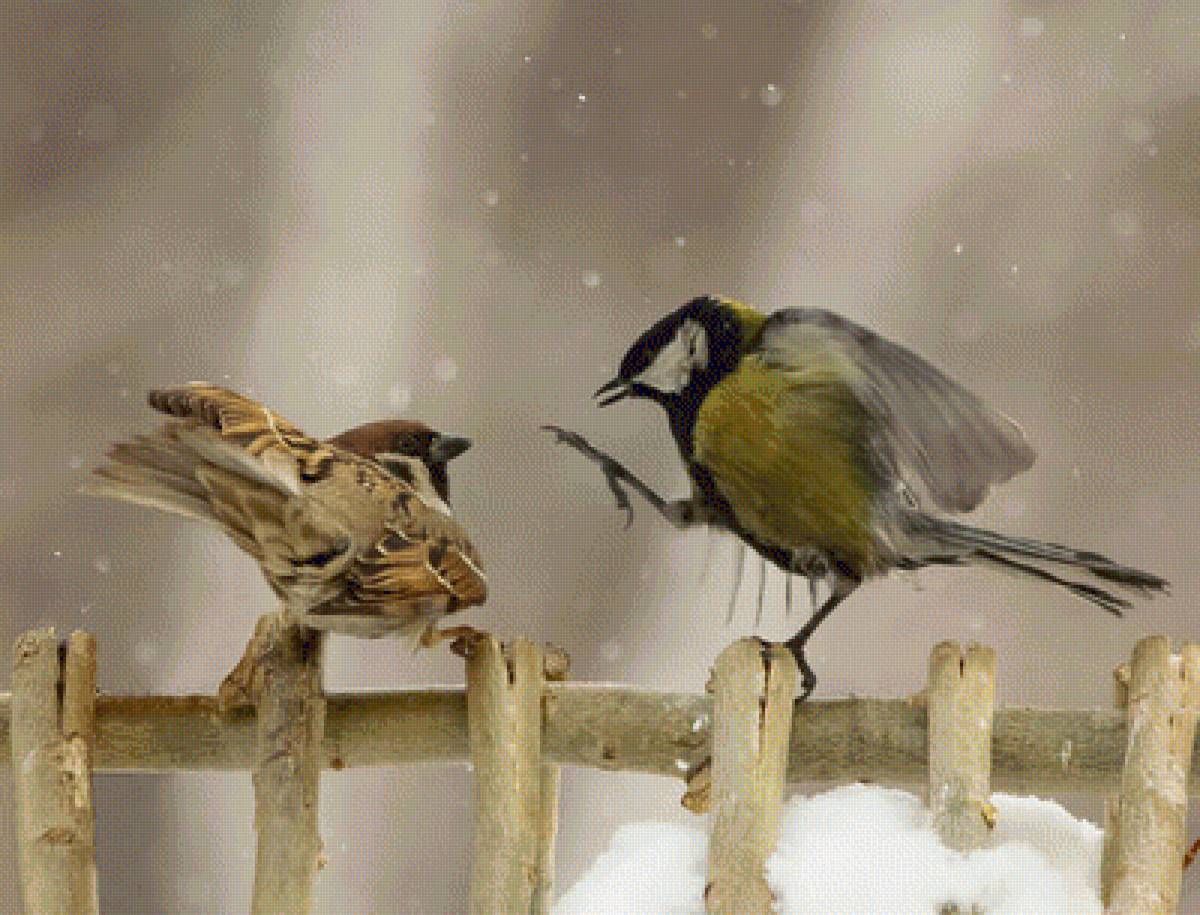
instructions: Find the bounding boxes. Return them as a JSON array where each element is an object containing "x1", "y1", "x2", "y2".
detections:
[
  {"x1": 594, "y1": 377, "x2": 629, "y2": 407},
  {"x1": 429, "y1": 434, "x2": 472, "y2": 463}
]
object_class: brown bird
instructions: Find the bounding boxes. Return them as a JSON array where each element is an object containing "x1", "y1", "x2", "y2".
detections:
[{"x1": 83, "y1": 383, "x2": 486, "y2": 645}]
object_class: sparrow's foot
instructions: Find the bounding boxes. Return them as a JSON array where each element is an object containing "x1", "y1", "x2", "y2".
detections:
[
  {"x1": 421, "y1": 623, "x2": 489, "y2": 658},
  {"x1": 681, "y1": 756, "x2": 713, "y2": 814},
  {"x1": 217, "y1": 614, "x2": 279, "y2": 711}
]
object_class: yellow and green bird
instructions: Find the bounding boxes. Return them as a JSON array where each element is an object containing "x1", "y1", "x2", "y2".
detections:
[{"x1": 554, "y1": 295, "x2": 1168, "y2": 697}]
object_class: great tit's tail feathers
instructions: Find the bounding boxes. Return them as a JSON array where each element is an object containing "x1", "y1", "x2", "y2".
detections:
[{"x1": 912, "y1": 517, "x2": 1168, "y2": 614}]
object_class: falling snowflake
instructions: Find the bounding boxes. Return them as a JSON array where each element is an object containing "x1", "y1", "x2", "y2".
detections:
[
  {"x1": 760, "y1": 84, "x2": 782, "y2": 107},
  {"x1": 388, "y1": 385, "x2": 413, "y2": 411},
  {"x1": 581, "y1": 270, "x2": 602, "y2": 288},
  {"x1": 433, "y1": 356, "x2": 458, "y2": 383},
  {"x1": 1019, "y1": 17, "x2": 1044, "y2": 37}
]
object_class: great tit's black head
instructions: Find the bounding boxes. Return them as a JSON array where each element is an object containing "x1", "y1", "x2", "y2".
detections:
[
  {"x1": 596, "y1": 295, "x2": 747, "y2": 407},
  {"x1": 327, "y1": 419, "x2": 471, "y2": 504}
]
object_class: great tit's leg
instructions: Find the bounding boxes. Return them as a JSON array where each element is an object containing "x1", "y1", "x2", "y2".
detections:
[
  {"x1": 785, "y1": 570, "x2": 859, "y2": 701},
  {"x1": 725, "y1": 543, "x2": 745, "y2": 625},
  {"x1": 543, "y1": 425, "x2": 678, "y2": 526},
  {"x1": 755, "y1": 555, "x2": 767, "y2": 629}
]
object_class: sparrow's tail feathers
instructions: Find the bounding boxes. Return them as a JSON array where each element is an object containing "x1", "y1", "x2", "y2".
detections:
[
  {"x1": 914, "y1": 517, "x2": 1168, "y2": 615},
  {"x1": 82, "y1": 432, "x2": 214, "y2": 521},
  {"x1": 80, "y1": 474, "x2": 212, "y2": 522}
]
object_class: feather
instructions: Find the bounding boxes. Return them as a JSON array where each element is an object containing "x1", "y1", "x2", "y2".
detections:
[{"x1": 758, "y1": 309, "x2": 1035, "y2": 513}]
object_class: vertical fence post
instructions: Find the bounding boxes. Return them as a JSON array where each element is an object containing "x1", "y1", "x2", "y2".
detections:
[
  {"x1": 11, "y1": 628, "x2": 99, "y2": 915},
  {"x1": 466, "y1": 636, "x2": 545, "y2": 915},
  {"x1": 1102, "y1": 637, "x2": 1199, "y2": 915},
  {"x1": 705, "y1": 639, "x2": 797, "y2": 915},
  {"x1": 249, "y1": 613, "x2": 327, "y2": 915},
  {"x1": 927, "y1": 641, "x2": 996, "y2": 852},
  {"x1": 532, "y1": 648, "x2": 569, "y2": 915}
]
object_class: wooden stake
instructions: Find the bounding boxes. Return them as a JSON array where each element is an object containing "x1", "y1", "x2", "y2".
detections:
[
  {"x1": 532, "y1": 651, "x2": 569, "y2": 915},
  {"x1": 466, "y1": 637, "x2": 544, "y2": 915},
  {"x1": 705, "y1": 640, "x2": 797, "y2": 915},
  {"x1": 1105, "y1": 638, "x2": 1200, "y2": 915},
  {"x1": 927, "y1": 641, "x2": 997, "y2": 851},
  {"x1": 11, "y1": 628, "x2": 99, "y2": 915},
  {"x1": 248, "y1": 613, "x2": 326, "y2": 915}
]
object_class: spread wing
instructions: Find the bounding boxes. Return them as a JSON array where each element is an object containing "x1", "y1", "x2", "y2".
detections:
[
  {"x1": 85, "y1": 383, "x2": 486, "y2": 632},
  {"x1": 756, "y1": 309, "x2": 1035, "y2": 512}
]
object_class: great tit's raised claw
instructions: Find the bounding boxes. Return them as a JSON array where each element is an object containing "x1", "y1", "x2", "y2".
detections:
[{"x1": 543, "y1": 424, "x2": 661, "y2": 526}]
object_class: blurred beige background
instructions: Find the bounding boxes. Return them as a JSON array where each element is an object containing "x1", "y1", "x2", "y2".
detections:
[{"x1": 2, "y1": 1, "x2": 1197, "y2": 911}]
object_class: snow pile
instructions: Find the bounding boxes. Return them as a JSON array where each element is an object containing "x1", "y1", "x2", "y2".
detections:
[{"x1": 555, "y1": 785, "x2": 1102, "y2": 915}]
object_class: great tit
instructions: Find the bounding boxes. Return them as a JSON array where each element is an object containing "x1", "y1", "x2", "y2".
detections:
[
  {"x1": 84, "y1": 383, "x2": 486, "y2": 645},
  {"x1": 556, "y1": 295, "x2": 1168, "y2": 697}
]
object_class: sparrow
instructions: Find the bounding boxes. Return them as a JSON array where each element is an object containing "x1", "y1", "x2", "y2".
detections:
[
  {"x1": 551, "y1": 295, "x2": 1168, "y2": 697},
  {"x1": 83, "y1": 383, "x2": 486, "y2": 645}
]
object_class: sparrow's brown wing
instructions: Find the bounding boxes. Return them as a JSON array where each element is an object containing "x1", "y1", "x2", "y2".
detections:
[
  {"x1": 305, "y1": 501, "x2": 487, "y2": 638},
  {"x1": 87, "y1": 383, "x2": 485, "y2": 635},
  {"x1": 146, "y1": 382, "x2": 335, "y2": 490}
]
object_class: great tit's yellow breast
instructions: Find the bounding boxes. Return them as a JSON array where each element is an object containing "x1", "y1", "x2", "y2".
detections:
[{"x1": 692, "y1": 354, "x2": 879, "y2": 568}]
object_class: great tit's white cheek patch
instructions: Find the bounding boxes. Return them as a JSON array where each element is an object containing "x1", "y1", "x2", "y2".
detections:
[{"x1": 634, "y1": 322, "x2": 706, "y2": 394}]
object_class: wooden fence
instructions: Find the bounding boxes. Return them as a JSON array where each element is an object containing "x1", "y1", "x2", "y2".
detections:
[{"x1": 3, "y1": 623, "x2": 1198, "y2": 914}]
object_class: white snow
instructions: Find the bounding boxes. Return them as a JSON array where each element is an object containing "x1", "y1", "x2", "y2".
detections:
[{"x1": 555, "y1": 785, "x2": 1102, "y2": 915}]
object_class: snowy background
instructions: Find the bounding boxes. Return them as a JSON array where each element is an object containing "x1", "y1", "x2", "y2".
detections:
[{"x1": 1, "y1": 1, "x2": 1198, "y2": 912}]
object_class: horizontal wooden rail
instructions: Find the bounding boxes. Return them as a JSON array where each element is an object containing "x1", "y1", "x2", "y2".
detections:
[{"x1": 0, "y1": 687, "x2": 1193, "y2": 795}]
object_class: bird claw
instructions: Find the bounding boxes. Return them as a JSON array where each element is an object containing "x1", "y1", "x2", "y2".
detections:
[
  {"x1": 681, "y1": 756, "x2": 713, "y2": 814},
  {"x1": 217, "y1": 614, "x2": 277, "y2": 711},
  {"x1": 543, "y1": 424, "x2": 638, "y2": 525},
  {"x1": 422, "y1": 624, "x2": 489, "y2": 658}
]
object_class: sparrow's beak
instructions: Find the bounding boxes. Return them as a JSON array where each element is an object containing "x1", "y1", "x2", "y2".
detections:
[
  {"x1": 594, "y1": 377, "x2": 629, "y2": 407},
  {"x1": 429, "y1": 434, "x2": 472, "y2": 463}
]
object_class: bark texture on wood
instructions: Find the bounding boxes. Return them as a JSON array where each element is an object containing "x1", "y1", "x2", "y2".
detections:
[
  {"x1": 466, "y1": 637, "x2": 544, "y2": 915},
  {"x1": 248, "y1": 613, "x2": 327, "y2": 915},
  {"x1": 1104, "y1": 638, "x2": 1199, "y2": 915},
  {"x1": 10, "y1": 628, "x2": 99, "y2": 915},
  {"x1": 532, "y1": 761, "x2": 562, "y2": 915},
  {"x1": 705, "y1": 640, "x2": 797, "y2": 915},
  {"x1": 927, "y1": 641, "x2": 996, "y2": 851}
]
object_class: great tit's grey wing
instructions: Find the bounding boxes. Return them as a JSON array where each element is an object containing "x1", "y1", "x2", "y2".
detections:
[{"x1": 756, "y1": 309, "x2": 1035, "y2": 512}]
